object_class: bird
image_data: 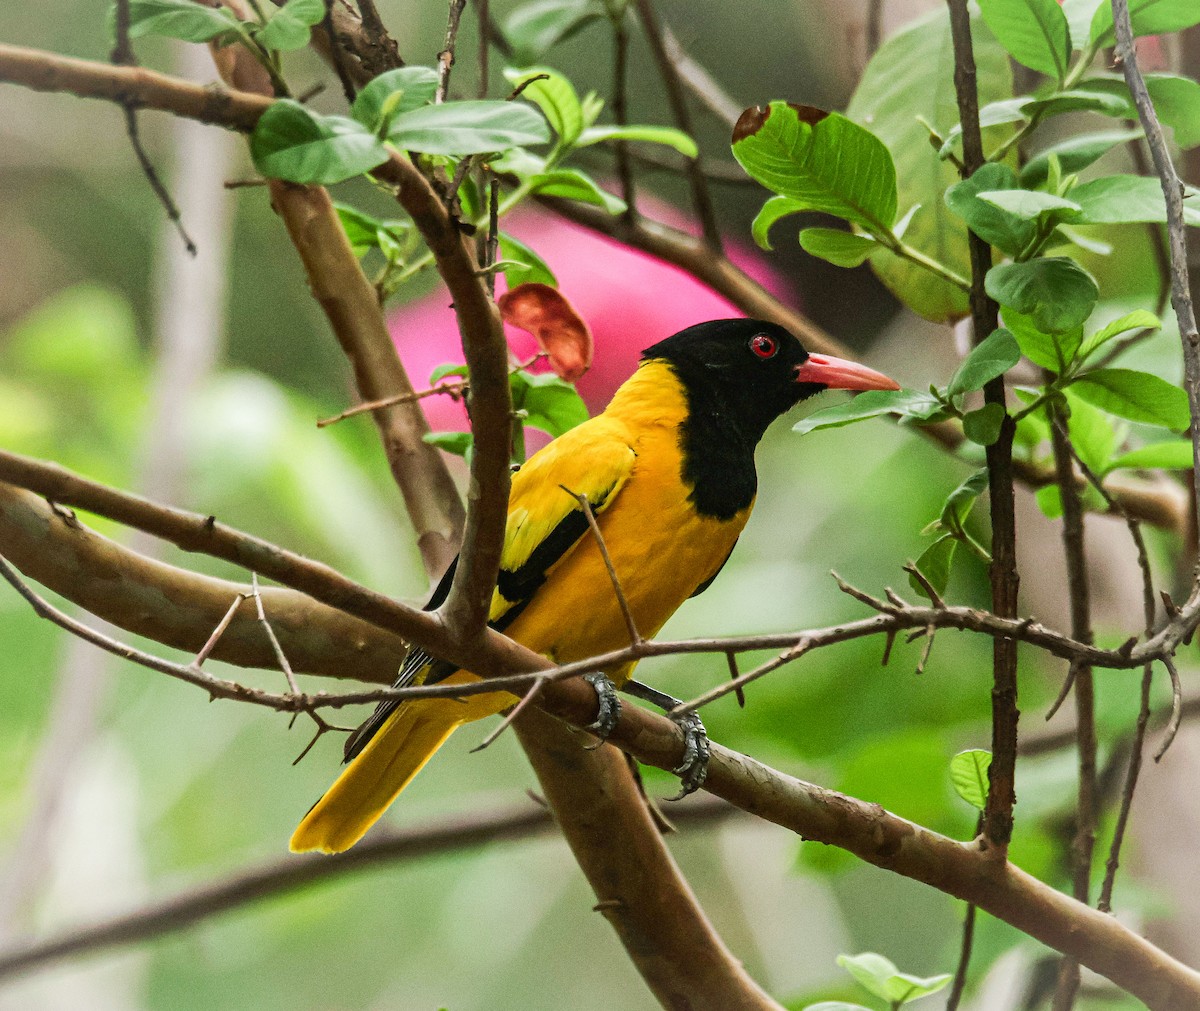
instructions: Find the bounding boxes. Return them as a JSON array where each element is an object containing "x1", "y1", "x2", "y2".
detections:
[{"x1": 290, "y1": 318, "x2": 898, "y2": 854}]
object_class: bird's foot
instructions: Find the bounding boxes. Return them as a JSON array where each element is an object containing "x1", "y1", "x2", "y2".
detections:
[
  {"x1": 623, "y1": 680, "x2": 710, "y2": 801},
  {"x1": 665, "y1": 710, "x2": 710, "y2": 801},
  {"x1": 583, "y1": 672, "x2": 621, "y2": 747}
]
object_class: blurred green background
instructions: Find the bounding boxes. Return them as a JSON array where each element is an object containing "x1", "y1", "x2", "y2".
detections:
[{"x1": 1, "y1": 2, "x2": 1193, "y2": 1009}]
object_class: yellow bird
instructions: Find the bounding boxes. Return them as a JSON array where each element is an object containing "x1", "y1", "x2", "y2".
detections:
[{"x1": 291, "y1": 318, "x2": 898, "y2": 853}]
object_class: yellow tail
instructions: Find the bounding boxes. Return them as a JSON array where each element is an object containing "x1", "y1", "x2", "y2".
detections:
[{"x1": 290, "y1": 700, "x2": 463, "y2": 854}]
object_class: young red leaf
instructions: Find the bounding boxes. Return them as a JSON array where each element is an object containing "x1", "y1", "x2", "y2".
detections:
[{"x1": 498, "y1": 282, "x2": 594, "y2": 381}]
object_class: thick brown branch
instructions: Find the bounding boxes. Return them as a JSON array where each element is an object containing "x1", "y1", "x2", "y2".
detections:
[
  {"x1": 0, "y1": 482, "x2": 405, "y2": 680},
  {"x1": 267, "y1": 180, "x2": 465, "y2": 576},
  {"x1": 0, "y1": 42, "x2": 270, "y2": 130},
  {"x1": 515, "y1": 713, "x2": 777, "y2": 1010}
]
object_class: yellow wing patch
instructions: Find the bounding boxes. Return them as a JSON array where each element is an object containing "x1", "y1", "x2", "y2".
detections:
[{"x1": 487, "y1": 420, "x2": 636, "y2": 624}]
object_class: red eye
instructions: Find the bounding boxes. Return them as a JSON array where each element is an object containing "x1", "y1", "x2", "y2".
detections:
[{"x1": 749, "y1": 333, "x2": 777, "y2": 359}]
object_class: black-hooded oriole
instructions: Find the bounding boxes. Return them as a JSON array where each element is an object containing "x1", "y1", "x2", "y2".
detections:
[{"x1": 291, "y1": 318, "x2": 898, "y2": 853}]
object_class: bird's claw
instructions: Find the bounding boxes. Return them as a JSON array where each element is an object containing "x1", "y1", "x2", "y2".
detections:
[
  {"x1": 583, "y1": 672, "x2": 621, "y2": 748},
  {"x1": 666, "y1": 711, "x2": 710, "y2": 800}
]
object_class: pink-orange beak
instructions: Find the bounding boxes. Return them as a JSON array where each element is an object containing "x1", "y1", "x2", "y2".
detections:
[{"x1": 795, "y1": 353, "x2": 900, "y2": 392}]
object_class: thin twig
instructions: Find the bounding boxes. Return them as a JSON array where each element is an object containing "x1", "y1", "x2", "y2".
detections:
[
  {"x1": 725, "y1": 651, "x2": 746, "y2": 708},
  {"x1": 470, "y1": 675, "x2": 548, "y2": 752},
  {"x1": 561, "y1": 486, "x2": 640, "y2": 644},
  {"x1": 945, "y1": 813, "x2": 983, "y2": 1011},
  {"x1": 657, "y1": 23, "x2": 742, "y2": 128},
  {"x1": 1111, "y1": 0, "x2": 1200, "y2": 531},
  {"x1": 194, "y1": 592, "x2": 250, "y2": 666},
  {"x1": 316, "y1": 380, "x2": 466, "y2": 428},
  {"x1": 436, "y1": 0, "x2": 468, "y2": 103},
  {"x1": 250, "y1": 573, "x2": 300, "y2": 694},
  {"x1": 672, "y1": 638, "x2": 812, "y2": 715},
  {"x1": 1154, "y1": 655, "x2": 1183, "y2": 762},
  {"x1": 111, "y1": 0, "x2": 196, "y2": 257},
  {"x1": 946, "y1": 0, "x2": 1020, "y2": 853},
  {"x1": 633, "y1": 0, "x2": 721, "y2": 250}
]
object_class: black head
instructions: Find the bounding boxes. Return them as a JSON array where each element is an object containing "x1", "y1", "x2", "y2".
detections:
[{"x1": 643, "y1": 318, "x2": 897, "y2": 445}]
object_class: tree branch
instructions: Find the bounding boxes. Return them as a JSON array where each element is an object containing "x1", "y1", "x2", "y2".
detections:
[
  {"x1": 945, "y1": 0, "x2": 1020, "y2": 854},
  {"x1": 0, "y1": 482, "x2": 405, "y2": 679},
  {"x1": 0, "y1": 797, "x2": 739, "y2": 981}
]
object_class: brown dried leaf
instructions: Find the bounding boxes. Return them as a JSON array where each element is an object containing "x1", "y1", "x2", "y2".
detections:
[{"x1": 498, "y1": 283, "x2": 594, "y2": 381}]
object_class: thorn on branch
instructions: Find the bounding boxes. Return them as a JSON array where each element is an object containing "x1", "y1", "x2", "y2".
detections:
[
  {"x1": 1155, "y1": 656, "x2": 1183, "y2": 762},
  {"x1": 725, "y1": 651, "x2": 746, "y2": 708},
  {"x1": 903, "y1": 561, "x2": 945, "y2": 609},
  {"x1": 1045, "y1": 662, "x2": 1079, "y2": 722},
  {"x1": 470, "y1": 676, "x2": 547, "y2": 753},
  {"x1": 881, "y1": 629, "x2": 896, "y2": 666},
  {"x1": 831, "y1": 570, "x2": 896, "y2": 614}
]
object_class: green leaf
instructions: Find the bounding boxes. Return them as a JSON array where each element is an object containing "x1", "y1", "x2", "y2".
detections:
[
  {"x1": 938, "y1": 468, "x2": 989, "y2": 532},
  {"x1": 910, "y1": 535, "x2": 957, "y2": 598},
  {"x1": 502, "y1": 67, "x2": 585, "y2": 148},
  {"x1": 578, "y1": 124, "x2": 698, "y2": 157},
  {"x1": 1079, "y1": 74, "x2": 1200, "y2": 150},
  {"x1": 944, "y1": 163, "x2": 1036, "y2": 258},
  {"x1": 503, "y1": 0, "x2": 604, "y2": 66},
  {"x1": 498, "y1": 233, "x2": 558, "y2": 288},
  {"x1": 793, "y1": 390, "x2": 943, "y2": 436},
  {"x1": 751, "y1": 196, "x2": 805, "y2": 251},
  {"x1": 1022, "y1": 88, "x2": 1130, "y2": 118},
  {"x1": 798, "y1": 228, "x2": 878, "y2": 267},
  {"x1": 975, "y1": 189, "x2": 1081, "y2": 222},
  {"x1": 848, "y1": 9, "x2": 1012, "y2": 322},
  {"x1": 255, "y1": 0, "x2": 325, "y2": 51},
  {"x1": 351, "y1": 67, "x2": 439, "y2": 133},
  {"x1": 1064, "y1": 388, "x2": 1119, "y2": 475},
  {"x1": 514, "y1": 371, "x2": 589, "y2": 436},
  {"x1": 123, "y1": 0, "x2": 243, "y2": 42},
  {"x1": 423, "y1": 430, "x2": 474, "y2": 461},
  {"x1": 1090, "y1": 0, "x2": 1200, "y2": 48},
  {"x1": 527, "y1": 168, "x2": 625, "y2": 214},
  {"x1": 1019, "y1": 129, "x2": 1142, "y2": 187},
  {"x1": 1063, "y1": 0, "x2": 1104, "y2": 47},
  {"x1": 430, "y1": 363, "x2": 470, "y2": 384},
  {"x1": 1108, "y1": 440, "x2": 1195, "y2": 472},
  {"x1": 1036, "y1": 484, "x2": 1064, "y2": 517},
  {"x1": 333, "y1": 203, "x2": 409, "y2": 257},
  {"x1": 387, "y1": 101, "x2": 550, "y2": 155},
  {"x1": 938, "y1": 97, "x2": 1031, "y2": 158},
  {"x1": 1003, "y1": 308, "x2": 1082, "y2": 372},
  {"x1": 977, "y1": 0, "x2": 1071, "y2": 81},
  {"x1": 947, "y1": 328, "x2": 1021, "y2": 398},
  {"x1": 1071, "y1": 174, "x2": 1200, "y2": 227},
  {"x1": 950, "y1": 749, "x2": 992, "y2": 810},
  {"x1": 1078, "y1": 310, "x2": 1160, "y2": 360},
  {"x1": 732, "y1": 102, "x2": 897, "y2": 235},
  {"x1": 1071, "y1": 368, "x2": 1191, "y2": 431},
  {"x1": 963, "y1": 402, "x2": 1007, "y2": 445},
  {"x1": 836, "y1": 953, "x2": 953, "y2": 1005},
  {"x1": 250, "y1": 100, "x2": 388, "y2": 185},
  {"x1": 985, "y1": 258, "x2": 1099, "y2": 334}
]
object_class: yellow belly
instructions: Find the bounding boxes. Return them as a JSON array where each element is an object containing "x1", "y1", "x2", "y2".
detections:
[{"x1": 451, "y1": 427, "x2": 749, "y2": 721}]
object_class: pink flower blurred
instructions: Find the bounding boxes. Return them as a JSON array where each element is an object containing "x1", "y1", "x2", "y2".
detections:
[{"x1": 389, "y1": 201, "x2": 796, "y2": 434}]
